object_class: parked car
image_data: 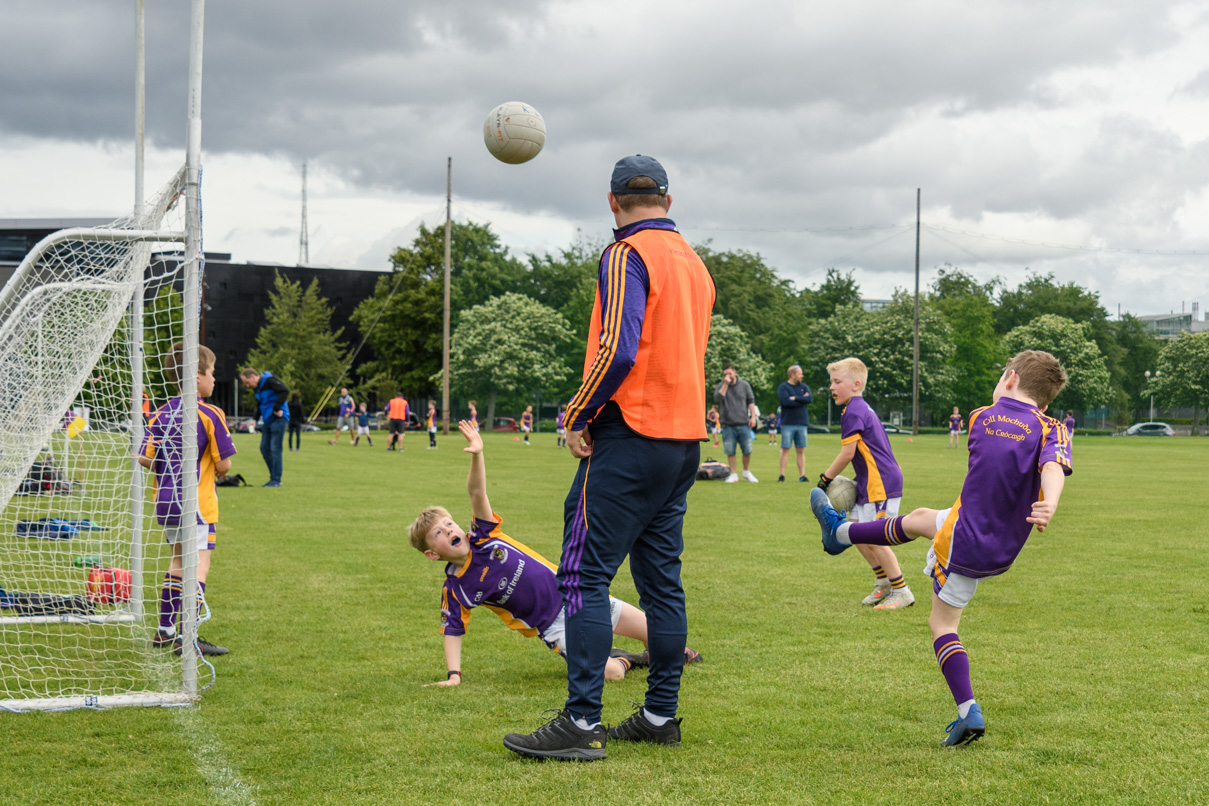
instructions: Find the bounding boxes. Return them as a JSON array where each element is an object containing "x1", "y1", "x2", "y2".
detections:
[
  {"x1": 492, "y1": 417, "x2": 519, "y2": 432},
  {"x1": 233, "y1": 418, "x2": 257, "y2": 434},
  {"x1": 881, "y1": 422, "x2": 910, "y2": 434},
  {"x1": 1122, "y1": 421, "x2": 1174, "y2": 437},
  {"x1": 807, "y1": 423, "x2": 830, "y2": 434},
  {"x1": 300, "y1": 423, "x2": 322, "y2": 432}
]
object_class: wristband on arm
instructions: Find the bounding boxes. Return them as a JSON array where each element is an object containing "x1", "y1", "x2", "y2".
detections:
[{"x1": 817, "y1": 473, "x2": 833, "y2": 490}]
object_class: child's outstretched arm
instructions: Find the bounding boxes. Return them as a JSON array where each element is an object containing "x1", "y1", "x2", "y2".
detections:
[
  {"x1": 1027, "y1": 462, "x2": 1066, "y2": 532},
  {"x1": 459, "y1": 420, "x2": 492, "y2": 521},
  {"x1": 423, "y1": 634, "x2": 463, "y2": 687}
]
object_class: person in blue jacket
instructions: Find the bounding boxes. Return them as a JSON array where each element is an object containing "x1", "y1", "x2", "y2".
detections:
[{"x1": 240, "y1": 368, "x2": 290, "y2": 487}]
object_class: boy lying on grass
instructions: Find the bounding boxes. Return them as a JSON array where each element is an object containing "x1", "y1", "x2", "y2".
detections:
[{"x1": 409, "y1": 421, "x2": 700, "y2": 687}]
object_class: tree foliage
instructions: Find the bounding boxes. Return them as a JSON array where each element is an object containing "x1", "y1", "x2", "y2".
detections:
[
  {"x1": 1001, "y1": 314, "x2": 1111, "y2": 412},
  {"x1": 931, "y1": 268, "x2": 1005, "y2": 416},
  {"x1": 704, "y1": 314, "x2": 773, "y2": 393},
  {"x1": 244, "y1": 272, "x2": 348, "y2": 409},
  {"x1": 1153, "y1": 331, "x2": 1209, "y2": 433}
]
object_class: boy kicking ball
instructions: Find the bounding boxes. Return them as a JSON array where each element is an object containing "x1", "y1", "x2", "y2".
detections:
[
  {"x1": 408, "y1": 421, "x2": 701, "y2": 688},
  {"x1": 810, "y1": 351, "x2": 1072, "y2": 746}
]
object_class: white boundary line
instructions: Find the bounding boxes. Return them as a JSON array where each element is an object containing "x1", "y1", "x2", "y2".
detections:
[{"x1": 171, "y1": 705, "x2": 258, "y2": 806}]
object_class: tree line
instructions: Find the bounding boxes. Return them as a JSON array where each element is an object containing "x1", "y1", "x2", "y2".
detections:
[{"x1": 242, "y1": 220, "x2": 1208, "y2": 431}]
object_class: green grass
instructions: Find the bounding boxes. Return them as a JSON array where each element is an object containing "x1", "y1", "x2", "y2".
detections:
[{"x1": 2, "y1": 431, "x2": 1206, "y2": 804}]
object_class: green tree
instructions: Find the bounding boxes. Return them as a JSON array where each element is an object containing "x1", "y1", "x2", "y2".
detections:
[
  {"x1": 807, "y1": 294, "x2": 955, "y2": 419},
  {"x1": 351, "y1": 221, "x2": 528, "y2": 401},
  {"x1": 801, "y1": 268, "x2": 863, "y2": 320},
  {"x1": 1153, "y1": 331, "x2": 1209, "y2": 434},
  {"x1": 704, "y1": 314, "x2": 774, "y2": 396},
  {"x1": 244, "y1": 272, "x2": 348, "y2": 411},
  {"x1": 931, "y1": 268, "x2": 1005, "y2": 417},
  {"x1": 143, "y1": 285, "x2": 184, "y2": 403},
  {"x1": 1111, "y1": 314, "x2": 1162, "y2": 420},
  {"x1": 446, "y1": 293, "x2": 575, "y2": 425},
  {"x1": 1001, "y1": 314, "x2": 1111, "y2": 413}
]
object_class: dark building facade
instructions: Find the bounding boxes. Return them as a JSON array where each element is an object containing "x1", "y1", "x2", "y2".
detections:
[{"x1": 2, "y1": 219, "x2": 389, "y2": 417}]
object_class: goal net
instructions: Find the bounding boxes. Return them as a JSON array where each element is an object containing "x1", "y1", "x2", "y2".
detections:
[{"x1": 0, "y1": 166, "x2": 205, "y2": 711}]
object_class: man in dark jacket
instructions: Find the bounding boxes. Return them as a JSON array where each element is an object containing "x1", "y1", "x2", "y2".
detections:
[
  {"x1": 240, "y1": 368, "x2": 290, "y2": 487},
  {"x1": 776, "y1": 364, "x2": 814, "y2": 482}
]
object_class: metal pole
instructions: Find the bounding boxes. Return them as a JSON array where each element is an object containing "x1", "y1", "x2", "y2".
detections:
[
  {"x1": 134, "y1": 0, "x2": 145, "y2": 213},
  {"x1": 129, "y1": 0, "x2": 147, "y2": 623},
  {"x1": 180, "y1": 0, "x2": 206, "y2": 700},
  {"x1": 442, "y1": 157, "x2": 452, "y2": 435},
  {"x1": 912, "y1": 188, "x2": 921, "y2": 435}
]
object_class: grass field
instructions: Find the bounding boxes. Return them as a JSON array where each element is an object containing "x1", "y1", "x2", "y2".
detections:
[{"x1": 2, "y1": 430, "x2": 1206, "y2": 805}]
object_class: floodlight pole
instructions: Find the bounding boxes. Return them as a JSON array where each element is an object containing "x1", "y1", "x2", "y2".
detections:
[
  {"x1": 912, "y1": 188, "x2": 921, "y2": 436},
  {"x1": 442, "y1": 157, "x2": 452, "y2": 435},
  {"x1": 128, "y1": 0, "x2": 148, "y2": 623}
]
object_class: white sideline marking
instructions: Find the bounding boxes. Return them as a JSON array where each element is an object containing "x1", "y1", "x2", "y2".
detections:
[{"x1": 171, "y1": 705, "x2": 258, "y2": 805}]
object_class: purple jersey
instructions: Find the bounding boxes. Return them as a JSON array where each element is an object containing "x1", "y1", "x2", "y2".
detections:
[
  {"x1": 142, "y1": 398, "x2": 237, "y2": 527},
  {"x1": 439, "y1": 514, "x2": 562, "y2": 639},
  {"x1": 338, "y1": 394, "x2": 354, "y2": 417},
  {"x1": 950, "y1": 413, "x2": 962, "y2": 432},
  {"x1": 556, "y1": 412, "x2": 565, "y2": 430},
  {"x1": 934, "y1": 397, "x2": 1072, "y2": 578},
  {"x1": 840, "y1": 396, "x2": 903, "y2": 504},
  {"x1": 1064, "y1": 416, "x2": 1075, "y2": 433}
]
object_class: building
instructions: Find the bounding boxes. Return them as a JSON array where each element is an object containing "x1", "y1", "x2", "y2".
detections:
[
  {"x1": 1138, "y1": 303, "x2": 1208, "y2": 339},
  {"x1": 2, "y1": 219, "x2": 390, "y2": 416}
]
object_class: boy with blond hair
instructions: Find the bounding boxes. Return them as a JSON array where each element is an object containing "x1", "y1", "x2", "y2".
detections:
[
  {"x1": 816, "y1": 357, "x2": 915, "y2": 610},
  {"x1": 140, "y1": 342, "x2": 236, "y2": 656},
  {"x1": 409, "y1": 421, "x2": 700, "y2": 689},
  {"x1": 810, "y1": 350, "x2": 1072, "y2": 745}
]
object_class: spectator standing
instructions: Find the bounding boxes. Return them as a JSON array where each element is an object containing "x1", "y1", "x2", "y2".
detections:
[
  {"x1": 777, "y1": 364, "x2": 814, "y2": 482},
  {"x1": 287, "y1": 391, "x2": 305, "y2": 452},
  {"x1": 714, "y1": 364, "x2": 759, "y2": 483},
  {"x1": 239, "y1": 368, "x2": 289, "y2": 487}
]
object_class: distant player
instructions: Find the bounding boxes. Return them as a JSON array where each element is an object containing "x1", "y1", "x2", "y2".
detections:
[
  {"x1": 520, "y1": 405, "x2": 534, "y2": 445},
  {"x1": 408, "y1": 421, "x2": 701, "y2": 687},
  {"x1": 810, "y1": 350, "x2": 1072, "y2": 746},
  {"x1": 427, "y1": 400, "x2": 438, "y2": 449},
  {"x1": 555, "y1": 405, "x2": 566, "y2": 448},
  {"x1": 949, "y1": 406, "x2": 963, "y2": 449},
  {"x1": 385, "y1": 392, "x2": 409, "y2": 452},
  {"x1": 816, "y1": 357, "x2": 915, "y2": 610},
  {"x1": 330, "y1": 387, "x2": 355, "y2": 446},
  {"x1": 353, "y1": 402, "x2": 373, "y2": 447},
  {"x1": 707, "y1": 405, "x2": 720, "y2": 447},
  {"x1": 1064, "y1": 410, "x2": 1075, "y2": 439},
  {"x1": 467, "y1": 400, "x2": 479, "y2": 432},
  {"x1": 139, "y1": 342, "x2": 235, "y2": 657}
]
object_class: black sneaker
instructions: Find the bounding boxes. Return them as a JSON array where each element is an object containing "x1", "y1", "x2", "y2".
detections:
[
  {"x1": 609, "y1": 647, "x2": 649, "y2": 669},
  {"x1": 152, "y1": 631, "x2": 177, "y2": 649},
  {"x1": 683, "y1": 647, "x2": 703, "y2": 664},
  {"x1": 503, "y1": 709, "x2": 607, "y2": 761},
  {"x1": 607, "y1": 703, "x2": 682, "y2": 746},
  {"x1": 171, "y1": 636, "x2": 229, "y2": 657}
]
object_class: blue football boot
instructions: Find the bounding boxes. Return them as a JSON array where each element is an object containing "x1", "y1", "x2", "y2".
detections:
[
  {"x1": 809, "y1": 488, "x2": 851, "y2": 556},
  {"x1": 942, "y1": 703, "x2": 986, "y2": 747}
]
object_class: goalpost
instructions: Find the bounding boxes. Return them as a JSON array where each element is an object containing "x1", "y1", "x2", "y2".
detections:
[{"x1": 0, "y1": 0, "x2": 207, "y2": 712}]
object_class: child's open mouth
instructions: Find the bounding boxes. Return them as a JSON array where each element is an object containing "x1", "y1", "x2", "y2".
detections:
[{"x1": 451, "y1": 536, "x2": 462, "y2": 547}]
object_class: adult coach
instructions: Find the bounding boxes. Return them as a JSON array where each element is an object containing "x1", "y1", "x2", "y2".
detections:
[
  {"x1": 777, "y1": 364, "x2": 814, "y2": 482},
  {"x1": 240, "y1": 368, "x2": 289, "y2": 487},
  {"x1": 503, "y1": 155, "x2": 715, "y2": 761},
  {"x1": 330, "y1": 388, "x2": 355, "y2": 446},
  {"x1": 714, "y1": 364, "x2": 759, "y2": 483}
]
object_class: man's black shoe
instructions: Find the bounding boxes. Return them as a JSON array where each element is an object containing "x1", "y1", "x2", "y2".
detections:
[
  {"x1": 609, "y1": 647, "x2": 649, "y2": 669},
  {"x1": 503, "y1": 709, "x2": 607, "y2": 761},
  {"x1": 170, "y1": 636, "x2": 229, "y2": 657},
  {"x1": 607, "y1": 703, "x2": 682, "y2": 746}
]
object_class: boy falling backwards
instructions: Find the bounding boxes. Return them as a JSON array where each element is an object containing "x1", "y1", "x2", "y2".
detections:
[
  {"x1": 409, "y1": 422, "x2": 700, "y2": 688},
  {"x1": 810, "y1": 350, "x2": 1072, "y2": 746}
]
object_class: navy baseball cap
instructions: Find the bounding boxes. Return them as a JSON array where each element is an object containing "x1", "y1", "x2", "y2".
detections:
[{"x1": 610, "y1": 155, "x2": 668, "y2": 196}]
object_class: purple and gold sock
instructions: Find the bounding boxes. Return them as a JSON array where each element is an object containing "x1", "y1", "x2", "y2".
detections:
[
  {"x1": 889, "y1": 574, "x2": 907, "y2": 590},
  {"x1": 159, "y1": 574, "x2": 182, "y2": 633},
  {"x1": 872, "y1": 565, "x2": 887, "y2": 582},
  {"x1": 848, "y1": 517, "x2": 916, "y2": 546},
  {"x1": 934, "y1": 633, "x2": 975, "y2": 706}
]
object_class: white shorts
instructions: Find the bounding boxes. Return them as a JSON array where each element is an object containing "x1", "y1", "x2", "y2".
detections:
[
  {"x1": 164, "y1": 522, "x2": 211, "y2": 552},
  {"x1": 925, "y1": 508, "x2": 979, "y2": 608},
  {"x1": 850, "y1": 497, "x2": 902, "y2": 523},
  {"x1": 521, "y1": 425, "x2": 531, "y2": 433},
  {"x1": 357, "y1": 425, "x2": 369, "y2": 435},
  {"x1": 540, "y1": 596, "x2": 624, "y2": 654}
]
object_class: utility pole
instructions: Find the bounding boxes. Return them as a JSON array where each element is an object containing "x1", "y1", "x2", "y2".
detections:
[
  {"x1": 298, "y1": 161, "x2": 309, "y2": 265},
  {"x1": 912, "y1": 188, "x2": 921, "y2": 435},
  {"x1": 442, "y1": 157, "x2": 452, "y2": 435}
]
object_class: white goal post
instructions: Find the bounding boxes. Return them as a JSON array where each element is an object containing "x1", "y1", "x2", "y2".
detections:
[{"x1": 0, "y1": 0, "x2": 208, "y2": 712}]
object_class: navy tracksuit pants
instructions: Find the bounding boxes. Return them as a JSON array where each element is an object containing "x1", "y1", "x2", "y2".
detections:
[{"x1": 558, "y1": 405, "x2": 700, "y2": 722}]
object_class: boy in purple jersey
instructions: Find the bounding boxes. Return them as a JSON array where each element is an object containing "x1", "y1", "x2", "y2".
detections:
[
  {"x1": 949, "y1": 406, "x2": 963, "y2": 448},
  {"x1": 810, "y1": 350, "x2": 1072, "y2": 746},
  {"x1": 408, "y1": 421, "x2": 700, "y2": 688},
  {"x1": 1064, "y1": 410, "x2": 1075, "y2": 438},
  {"x1": 138, "y1": 343, "x2": 236, "y2": 657},
  {"x1": 556, "y1": 405, "x2": 566, "y2": 448},
  {"x1": 816, "y1": 357, "x2": 915, "y2": 610},
  {"x1": 520, "y1": 405, "x2": 534, "y2": 445}
]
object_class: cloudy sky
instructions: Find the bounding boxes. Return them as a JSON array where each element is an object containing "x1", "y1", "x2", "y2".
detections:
[{"x1": 3, "y1": 1, "x2": 1208, "y2": 317}]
